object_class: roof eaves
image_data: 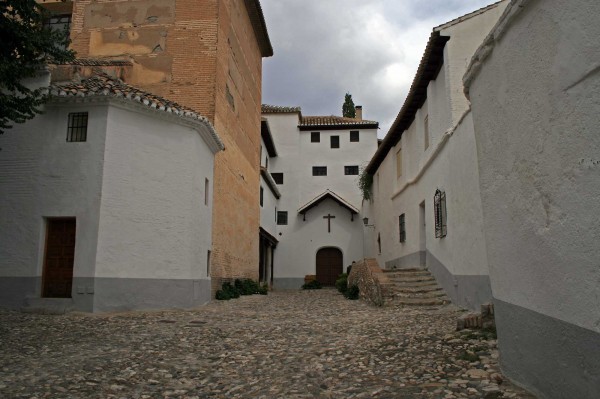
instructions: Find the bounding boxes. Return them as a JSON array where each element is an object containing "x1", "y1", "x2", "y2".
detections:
[
  {"x1": 261, "y1": 118, "x2": 277, "y2": 157},
  {"x1": 297, "y1": 190, "x2": 359, "y2": 215},
  {"x1": 434, "y1": 0, "x2": 506, "y2": 31},
  {"x1": 244, "y1": 0, "x2": 274, "y2": 57},
  {"x1": 260, "y1": 167, "x2": 281, "y2": 199},
  {"x1": 365, "y1": 30, "x2": 449, "y2": 175}
]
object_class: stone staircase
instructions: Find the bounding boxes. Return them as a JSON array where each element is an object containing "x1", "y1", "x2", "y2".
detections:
[{"x1": 381, "y1": 268, "x2": 451, "y2": 306}]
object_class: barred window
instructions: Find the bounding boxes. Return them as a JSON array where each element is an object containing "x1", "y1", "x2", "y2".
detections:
[
  {"x1": 312, "y1": 166, "x2": 327, "y2": 176},
  {"x1": 330, "y1": 135, "x2": 339, "y2": 148},
  {"x1": 67, "y1": 112, "x2": 88, "y2": 142},
  {"x1": 277, "y1": 211, "x2": 288, "y2": 225},
  {"x1": 434, "y1": 189, "x2": 447, "y2": 238},
  {"x1": 311, "y1": 132, "x2": 320, "y2": 142},
  {"x1": 399, "y1": 213, "x2": 406, "y2": 242},
  {"x1": 350, "y1": 130, "x2": 359, "y2": 142},
  {"x1": 344, "y1": 165, "x2": 359, "y2": 175}
]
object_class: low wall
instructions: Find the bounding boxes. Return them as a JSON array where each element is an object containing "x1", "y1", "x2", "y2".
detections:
[{"x1": 348, "y1": 258, "x2": 388, "y2": 307}]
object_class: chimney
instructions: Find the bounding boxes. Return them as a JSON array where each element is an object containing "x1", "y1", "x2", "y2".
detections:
[{"x1": 355, "y1": 105, "x2": 363, "y2": 120}]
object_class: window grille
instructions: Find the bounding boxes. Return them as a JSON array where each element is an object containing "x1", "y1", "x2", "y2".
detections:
[
  {"x1": 311, "y1": 132, "x2": 320, "y2": 142},
  {"x1": 344, "y1": 165, "x2": 359, "y2": 175},
  {"x1": 43, "y1": 14, "x2": 71, "y2": 50},
  {"x1": 350, "y1": 131, "x2": 359, "y2": 142},
  {"x1": 312, "y1": 166, "x2": 327, "y2": 176},
  {"x1": 434, "y1": 189, "x2": 447, "y2": 238},
  {"x1": 399, "y1": 213, "x2": 406, "y2": 242},
  {"x1": 67, "y1": 112, "x2": 88, "y2": 142},
  {"x1": 330, "y1": 135, "x2": 339, "y2": 148},
  {"x1": 277, "y1": 211, "x2": 288, "y2": 225}
]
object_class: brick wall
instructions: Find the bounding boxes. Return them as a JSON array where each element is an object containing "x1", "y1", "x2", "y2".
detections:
[{"x1": 66, "y1": 0, "x2": 265, "y2": 295}]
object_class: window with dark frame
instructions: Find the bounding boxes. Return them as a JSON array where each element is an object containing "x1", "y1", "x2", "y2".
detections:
[
  {"x1": 350, "y1": 130, "x2": 359, "y2": 142},
  {"x1": 399, "y1": 213, "x2": 406, "y2": 242},
  {"x1": 434, "y1": 189, "x2": 447, "y2": 238},
  {"x1": 344, "y1": 165, "x2": 359, "y2": 175},
  {"x1": 330, "y1": 135, "x2": 340, "y2": 148},
  {"x1": 271, "y1": 172, "x2": 284, "y2": 185},
  {"x1": 312, "y1": 166, "x2": 327, "y2": 176},
  {"x1": 311, "y1": 132, "x2": 320, "y2": 142},
  {"x1": 377, "y1": 232, "x2": 381, "y2": 254},
  {"x1": 260, "y1": 186, "x2": 264, "y2": 207},
  {"x1": 43, "y1": 14, "x2": 72, "y2": 50},
  {"x1": 67, "y1": 112, "x2": 88, "y2": 142},
  {"x1": 204, "y1": 178, "x2": 209, "y2": 206},
  {"x1": 277, "y1": 211, "x2": 288, "y2": 225}
]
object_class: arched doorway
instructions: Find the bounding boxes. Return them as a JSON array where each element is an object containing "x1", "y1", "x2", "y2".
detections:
[{"x1": 316, "y1": 247, "x2": 343, "y2": 286}]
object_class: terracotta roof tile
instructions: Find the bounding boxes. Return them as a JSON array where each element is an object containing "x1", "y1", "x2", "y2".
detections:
[
  {"x1": 300, "y1": 115, "x2": 378, "y2": 127},
  {"x1": 56, "y1": 58, "x2": 132, "y2": 66},
  {"x1": 262, "y1": 104, "x2": 302, "y2": 113}
]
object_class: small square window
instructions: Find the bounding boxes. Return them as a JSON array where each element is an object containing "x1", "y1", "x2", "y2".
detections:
[
  {"x1": 330, "y1": 135, "x2": 339, "y2": 148},
  {"x1": 311, "y1": 132, "x2": 320, "y2": 142},
  {"x1": 67, "y1": 112, "x2": 88, "y2": 142},
  {"x1": 277, "y1": 211, "x2": 288, "y2": 225},
  {"x1": 344, "y1": 165, "x2": 359, "y2": 175},
  {"x1": 271, "y1": 172, "x2": 283, "y2": 185},
  {"x1": 260, "y1": 186, "x2": 264, "y2": 207},
  {"x1": 399, "y1": 214, "x2": 406, "y2": 242},
  {"x1": 350, "y1": 131, "x2": 359, "y2": 142},
  {"x1": 312, "y1": 166, "x2": 327, "y2": 176}
]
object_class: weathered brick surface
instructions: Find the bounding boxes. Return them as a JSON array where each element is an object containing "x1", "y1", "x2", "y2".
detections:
[{"x1": 65, "y1": 0, "x2": 264, "y2": 295}]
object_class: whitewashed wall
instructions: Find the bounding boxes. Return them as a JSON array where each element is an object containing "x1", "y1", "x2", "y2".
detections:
[
  {"x1": 259, "y1": 137, "x2": 279, "y2": 237},
  {"x1": 466, "y1": 0, "x2": 600, "y2": 396},
  {"x1": 93, "y1": 105, "x2": 215, "y2": 311},
  {"x1": 264, "y1": 112, "x2": 378, "y2": 288},
  {"x1": 0, "y1": 93, "x2": 107, "y2": 311},
  {"x1": 367, "y1": 4, "x2": 507, "y2": 309}
]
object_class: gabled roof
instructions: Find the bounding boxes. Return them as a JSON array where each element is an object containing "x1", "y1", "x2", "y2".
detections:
[
  {"x1": 297, "y1": 189, "x2": 359, "y2": 215},
  {"x1": 299, "y1": 115, "x2": 379, "y2": 131},
  {"x1": 261, "y1": 118, "x2": 277, "y2": 157},
  {"x1": 245, "y1": 0, "x2": 273, "y2": 57},
  {"x1": 261, "y1": 104, "x2": 302, "y2": 114},
  {"x1": 260, "y1": 167, "x2": 281, "y2": 199},
  {"x1": 50, "y1": 72, "x2": 224, "y2": 152}
]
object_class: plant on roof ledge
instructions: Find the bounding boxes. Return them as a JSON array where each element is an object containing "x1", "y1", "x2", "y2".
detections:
[{"x1": 358, "y1": 168, "x2": 373, "y2": 201}]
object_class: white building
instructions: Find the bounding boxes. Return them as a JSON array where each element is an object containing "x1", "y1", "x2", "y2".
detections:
[
  {"x1": 363, "y1": 1, "x2": 508, "y2": 310},
  {"x1": 261, "y1": 105, "x2": 379, "y2": 288},
  {"x1": 464, "y1": 0, "x2": 600, "y2": 397},
  {"x1": 0, "y1": 65, "x2": 223, "y2": 312}
]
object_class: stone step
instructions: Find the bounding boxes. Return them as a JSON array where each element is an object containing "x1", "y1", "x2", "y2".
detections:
[
  {"x1": 386, "y1": 275, "x2": 436, "y2": 283},
  {"x1": 393, "y1": 285, "x2": 445, "y2": 294},
  {"x1": 383, "y1": 269, "x2": 430, "y2": 277},
  {"x1": 389, "y1": 296, "x2": 451, "y2": 306},
  {"x1": 389, "y1": 280, "x2": 439, "y2": 288},
  {"x1": 389, "y1": 290, "x2": 447, "y2": 299}
]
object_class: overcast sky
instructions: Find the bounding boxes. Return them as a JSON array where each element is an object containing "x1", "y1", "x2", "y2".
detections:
[{"x1": 260, "y1": 0, "x2": 497, "y2": 136}]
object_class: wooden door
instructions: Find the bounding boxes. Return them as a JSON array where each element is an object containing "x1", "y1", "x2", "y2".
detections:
[
  {"x1": 316, "y1": 247, "x2": 343, "y2": 286},
  {"x1": 42, "y1": 218, "x2": 76, "y2": 298}
]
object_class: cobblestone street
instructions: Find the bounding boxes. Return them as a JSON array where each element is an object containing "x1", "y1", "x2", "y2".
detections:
[{"x1": 0, "y1": 290, "x2": 535, "y2": 399}]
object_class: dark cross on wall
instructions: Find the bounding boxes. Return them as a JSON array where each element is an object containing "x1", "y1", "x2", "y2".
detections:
[{"x1": 323, "y1": 213, "x2": 336, "y2": 233}]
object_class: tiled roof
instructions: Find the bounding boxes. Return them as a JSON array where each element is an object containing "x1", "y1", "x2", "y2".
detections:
[
  {"x1": 300, "y1": 115, "x2": 378, "y2": 127},
  {"x1": 51, "y1": 73, "x2": 207, "y2": 121},
  {"x1": 262, "y1": 104, "x2": 302, "y2": 113},
  {"x1": 49, "y1": 72, "x2": 224, "y2": 150},
  {"x1": 56, "y1": 58, "x2": 132, "y2": 66}
]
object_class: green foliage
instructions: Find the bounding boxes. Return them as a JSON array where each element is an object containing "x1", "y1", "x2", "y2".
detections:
[
  {"x1": 342, "y1": 92, "x2": 356, "y2": 118},
  {"x1": 1, "y1": 0, "x2": 76, "y2": 133},
  {"x1": 301, "y1": 280, "x2": 322, "y2": 290},
  {"x1": 335, "y1": 273, "x2": 348, "y2": 294},
  {"x1": 345, "y1": 285, "x2": 359, "y2": 300},
  {"x1": 215, "y1": 282, "x2": 240, "y2": 300},
  {"x1": 216, "y1": 279, "x2": 268, "y2": 300},
  {"x1": 358, "y1": 168, "x2": 373, "y2": 201}
]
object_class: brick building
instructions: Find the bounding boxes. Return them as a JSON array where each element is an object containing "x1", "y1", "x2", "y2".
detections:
[{"x1": 39, "y1": 0, "x2": 273, "y2": 292}]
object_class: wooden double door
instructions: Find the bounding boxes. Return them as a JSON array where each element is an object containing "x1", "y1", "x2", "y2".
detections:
[
  {"x1": 42, "y1": 218, "x2": 76, "y2": 298},
  {"x1": 316, "y1": 247, "x2": 343, "y2": 286}
]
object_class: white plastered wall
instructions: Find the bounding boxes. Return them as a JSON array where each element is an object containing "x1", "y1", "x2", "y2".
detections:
[{"x1": 94, "y1": 105, "x2": 214, "y2": 282}]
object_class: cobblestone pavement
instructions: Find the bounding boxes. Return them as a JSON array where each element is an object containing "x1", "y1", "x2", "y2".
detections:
[{"x1": 0, "y1": 290, "x2": 536, "y2": 399}]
